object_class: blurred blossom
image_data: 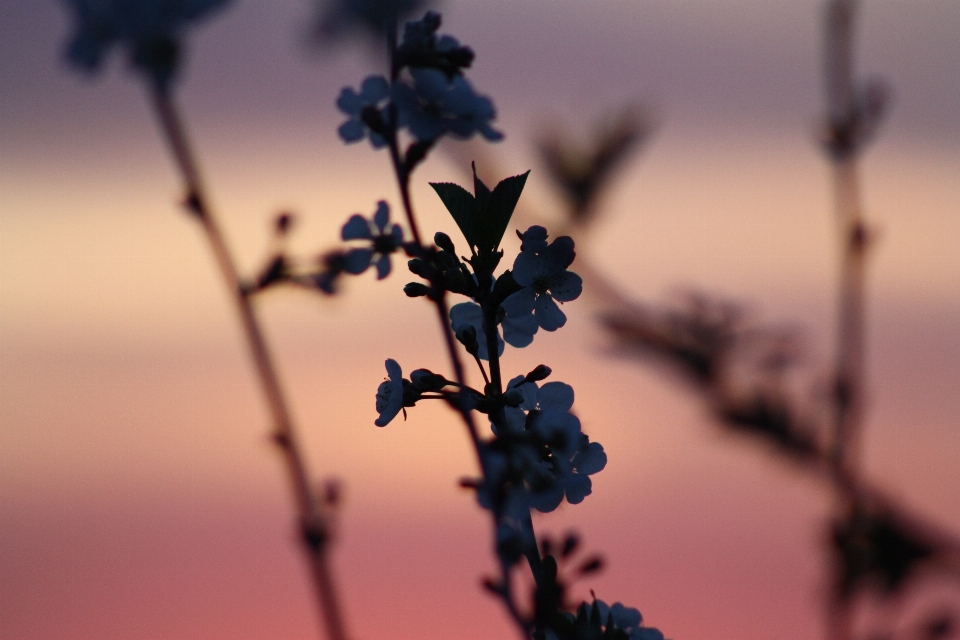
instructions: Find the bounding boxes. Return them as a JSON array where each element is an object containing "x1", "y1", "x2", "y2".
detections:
[
  {"x1": 337, "y1": 76, "x2": 391, "y2": 148},
  {"x1": 61, "y1": 0, "x2": 232, "y2": 88},
  {"x1": 393, "y1": 67, "x2": 502, "y2": 143},
  {"x1": 340, "y1": 201, "x2": 404, "y2": 279}
]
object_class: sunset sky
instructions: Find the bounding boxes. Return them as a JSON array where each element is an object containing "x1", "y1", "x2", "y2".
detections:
[{"x1": 1, "y1": 1, "x2": 958, "y2": 639}]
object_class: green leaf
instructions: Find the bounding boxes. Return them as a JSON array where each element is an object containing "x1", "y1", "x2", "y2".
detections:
[{"x1": 430, "y1": 182, "x2": 478, "y2": 251}]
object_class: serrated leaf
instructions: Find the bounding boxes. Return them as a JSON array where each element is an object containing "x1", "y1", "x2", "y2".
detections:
[
  {"x1": 481, "y1": 170, "x2": 530, "y2": 253},
  {"x1": 472, "y1": 162, "x2": 492, "y2": 215},
  {"x1": 430, "y1": 182, "x2": 478, "y2": 251}
]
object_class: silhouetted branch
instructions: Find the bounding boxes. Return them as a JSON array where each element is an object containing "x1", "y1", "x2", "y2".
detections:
[{"x1": 150, "y1": 87, "x2": 348, "y2": 640}]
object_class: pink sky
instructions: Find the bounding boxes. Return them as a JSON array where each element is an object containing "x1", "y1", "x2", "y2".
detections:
[{"x1": 2, "y1": 1, "x2": 959, "y2": 638}]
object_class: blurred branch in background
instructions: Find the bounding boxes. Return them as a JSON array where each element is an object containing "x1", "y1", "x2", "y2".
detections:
[
  {"x1": 58, "y1": 1, "x2": 355, "y2": 638},
  {"x1": 441, "y1": 1, "x2": 960, "y2": 638}
]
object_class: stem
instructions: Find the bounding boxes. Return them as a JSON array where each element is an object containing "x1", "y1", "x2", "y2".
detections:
[
  {"x1": 823, "y1": 5, "x2": 870, "y2": 639},
  {"x1": 521, "y1": 512, "x2": 546, "y2": 587},
  {"x1": 473, "y1": 353, "x2": 491, "y2": 386},
  {"x1": 484, "y1": 306, "x2": 505, "y2": 396},
  {"x1": 389, "y1": 155, "x2": 533, "y2": 638},
  {"x1": 389, "y1": 140, "x2": 425, "y2": 248},
  {"x1": 149, "y1": 86, "x2": 348, "y2": 640},
  {"x1": 830, "y1": 156, "x2": 867, "y2": 490}
]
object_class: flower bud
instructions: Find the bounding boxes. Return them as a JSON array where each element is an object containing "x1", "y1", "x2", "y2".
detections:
[
  {"x1": 407, "y1": 258, "x2": 434, "y2": 279},
  {"x1": 411, "y1": 368, "x2": 447, "y2": 391},
  {"x1": 404, "y1": 282, "x2": 431, "y2": 297},
  {"x1": 456, "y1": 325, "x2": 479, "y2": 356},
  {"x1": 434, "y1": 232, "x2": 456, "y2": 254},
  {"x1": 524, "y1": 364, "x2": 552, "y2": 383}
]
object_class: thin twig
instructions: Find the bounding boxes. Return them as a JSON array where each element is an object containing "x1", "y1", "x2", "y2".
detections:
[{"x1": 149, "y1": 85, "x2": 348, "y2": 640}]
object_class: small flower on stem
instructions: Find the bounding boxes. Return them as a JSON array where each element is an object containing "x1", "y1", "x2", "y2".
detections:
[
  {"x1": 502, "y1": 226, "x2": 582, "y2": 343},
  {"x1": 392, "y1": 68, "x2": 502, "y2": 143},
  {"x1": 375, "y1": 359, "x2": 404, "y2": 426},
  {"x1": 337, "y1": 76, "x2": 391, "y2": 148},
  {"x1": 341, "y1": 201, "x2": 404, "y2": 279}
]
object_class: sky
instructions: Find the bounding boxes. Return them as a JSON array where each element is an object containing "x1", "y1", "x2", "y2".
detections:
[{"x1": 1, "y1": 1, "x2": 959, "y2": 639}]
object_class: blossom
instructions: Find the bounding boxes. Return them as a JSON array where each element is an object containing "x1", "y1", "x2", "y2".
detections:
[
  {"x1": 340, "y1": 201, "x2": 404, "y2": 279},
  {"x1": 336, "y1": 76, "x2": 391, "y2": 148},
  {"x1": 392, "y1": 67, "x2": 502, "y2": 143},
  {"x1": 61, "y1": 0, "x2": 231, "y2": 88},
  {"x1": 395, "y1": 11, "x2": 474, "y2": 77},
  {"x1": 449, "y1": 301, "x2": 503, "y2": 361},
  {"x1": 502, "y1": 226, "x2": 582, "y2": 338},
  {"x1": 490, "y1": 378, "x2": 607, "y2": 513},
  {"x1": 583, "y1": 599, "x2": 665, "y2": 640},
  {"x1": 375, "y1": 359, "x2": 404, "y2": 426}
]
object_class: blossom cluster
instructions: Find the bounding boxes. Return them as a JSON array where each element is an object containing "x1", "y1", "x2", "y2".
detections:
[
  {"x1": 336, "y1": 11, "x2": 502, "y2": 150},
  {"x1": 546, "y1": 598, "x2": 666, "y2": 640},
  {"x1": 482, "y1": 376, "x2": 607, "y2": 514},
  {"x1": 60, "y1": 1, "x2": 667, "y2": 636}
]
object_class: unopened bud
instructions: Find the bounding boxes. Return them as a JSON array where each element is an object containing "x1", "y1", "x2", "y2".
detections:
[
  {"x1": 407, "y1": 258, "x2": 433, "y2": 279},
  {"x1": 434, "y1": 232, "x2": 456, "y2": 254},
  {"x1": 404, "y1": 282, "x2": 431, "y2": 298},
  {"x1": 525, "y1": 365, "x2": 552, "y2": 383},
  {"x1": 411, "y1": 368, "x2": 446, "y2": 391},
  {"x1": 456, "y1": 325, "x2": 479, "y2": 356}
]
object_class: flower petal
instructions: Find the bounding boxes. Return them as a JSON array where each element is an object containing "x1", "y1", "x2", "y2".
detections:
[
  {"x1": 563, "y1": 473, "x2": 592, "y2": 504},
  {"x1": 530, "y1": 484, "x2": 564, "y2": 513},
  {"x1": 336, "y1": 87, "x2": 364, "y2": 115},
  {"x1": 535, "y1": 294, "x2": 567, "y2": 331},
  {"x1": 502, "y1": 311, "x2": 538, "y2": 348},
  {"x1": 611, "y1": 603, "x2": 642, "y2": 629},
  {"x1": 342, "y1": 248, "x2": 372, "y2": 274},
  {"x1": 519, "y1": 226, "x2": 549, "y2": 253},
  {"x1": 542, "y1": 235, "x2": 576, "y2": 271},
  {"x1": 338, "y1": 119, "x2": 365, "y2": 143},
  {"x1": 571, "y1": 442, "x2": 607, "y2": 475},
  {"x1": 449, "y1": 301, "x2": 483, "y2": 333},
  {"x1": 368, "y1": 131, "x2": 388, "y2": 149},
  {"x1": 374, "y1": 254, "x2": 391, "y2": 279},
  {"x1": 502, "y1": 286, "x2": 536, "y2": 317},
  {"x1": 512, "y1": 250, "x2": 544, "y2": 286},
  {"x1": 372, "y1": 200, "x2": 390, "y2": 232},
  {"x1": 385, "y1": 358, "x2": 402, "y2": 380},
  {"x1": 359, "y1": 75, "x2": 389, "y2": 102},
  {"x1": 374, "y1": 359, "x2": 404, "y2": 427},
  {"x1": 538, "y1": 382, "x2": 574, "y2": 412},
  {"x1": 341, "y1": 214, "x2": 373, "y2": 240},
  {"x1": 533, "y1": 410, "x2": 581, "y2": 454},
  {"x1": 549, "y1": 270, "x2": 582, "y2": 302}
]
